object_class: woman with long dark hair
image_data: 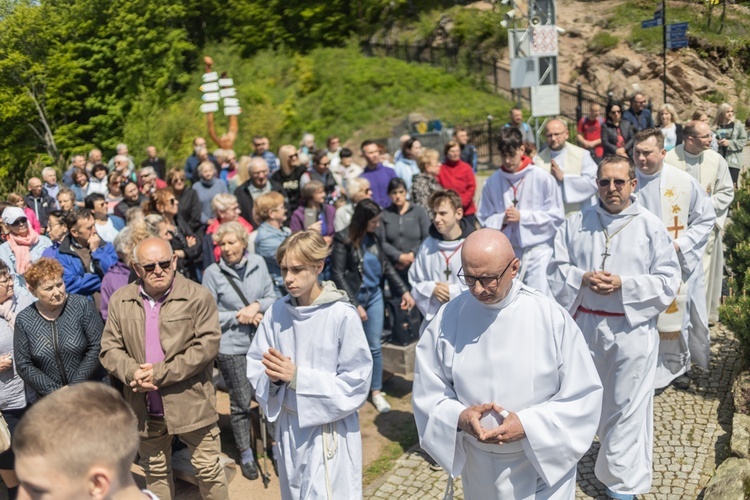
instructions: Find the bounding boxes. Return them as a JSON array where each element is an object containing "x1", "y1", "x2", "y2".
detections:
[
  {"x1": 331, "y1": 199, "x2": 414, "y2": 413},
  {"x1": 602, "y1": 101, "x2": 635, "y2": 158}
]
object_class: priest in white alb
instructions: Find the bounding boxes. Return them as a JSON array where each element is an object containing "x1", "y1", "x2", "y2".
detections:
[
  {"x1": 408, "y1": 190, "x2": 472, "y2": 330},
  {"x1": 548, "y1": 156, "x2": 681, "y2": 499},
  {"x1": 413, "y1": 228, "x2": 602, "y2": 499},
  {"x1": 534, "y1": 118, "x2": 598, "y2": 216},
  {"x1": 632, "y1": 128, "x2": 716, "y2": 391},
  {"x1": 666, "y1": 120, "x2": 734, "y2": 324},
  {"x1": 477, "y1": 127, "x2": 564, "y2": 296}
]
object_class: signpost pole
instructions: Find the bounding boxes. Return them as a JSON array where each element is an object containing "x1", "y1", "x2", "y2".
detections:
[{"x1": 662, "y1": 0, "x2": 667, "y2": 104}]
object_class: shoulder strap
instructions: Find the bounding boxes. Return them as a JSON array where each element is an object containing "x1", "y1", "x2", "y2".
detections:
[{"x1": 219, "y1": 266, "x2": 258, "y2": 307}]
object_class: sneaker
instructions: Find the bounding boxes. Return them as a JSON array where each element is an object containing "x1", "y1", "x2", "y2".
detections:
[
  {"x1": 240, "y1": 460, "x2": 259, "y2": 481},
  {"x1": 372, "y1": 393, "x2": 391, "y2": 413},
  {"x1": 606, "y1": 488, "x2": 636, "y2": 500}
]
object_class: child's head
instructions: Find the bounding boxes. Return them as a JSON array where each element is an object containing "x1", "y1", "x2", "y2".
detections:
[
  {"x1": 339, "y1": 148, "x2": 353, "y2": 167},
  {"x1": 276, "y1": 231, "x2": 330, "y2": 298},
  {"x1": 497, "y1": 127, "x2": 526, "y2": 172},
  {"x1": 428, "y1": 190, "x2": 463, "y2": 237},
  {"x1": 14, "y1": 383, "x2": 140, "y2": 499}
]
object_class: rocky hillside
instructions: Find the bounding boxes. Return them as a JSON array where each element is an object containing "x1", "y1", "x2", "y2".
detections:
[
  {"x1": 557, "y1": 0, "x2": 748, "y2": 117},
  {"x1": 373, "y1": 0, "x2": 750, "y2": 119}
]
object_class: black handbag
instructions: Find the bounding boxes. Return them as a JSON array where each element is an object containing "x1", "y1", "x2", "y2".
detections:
[{"x1": 385, "y1": 296, "x2": 422, "y2": 346}]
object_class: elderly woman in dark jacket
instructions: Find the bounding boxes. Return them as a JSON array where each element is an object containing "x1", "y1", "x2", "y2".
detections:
[
  {"x1": 602, "y1": 101, "x2": 635, "y2": 158},
  {"x1": 331, "y1": 199, "x2": 415, "y2": 414},
  {"x1": 13, "y1": 258, "x2": 104, "y2": 398}
]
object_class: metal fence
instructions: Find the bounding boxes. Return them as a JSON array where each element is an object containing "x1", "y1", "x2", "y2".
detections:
[
  {"x1": 360, "y1": 40, "x2": 611, "y2": 125},
  {"x1": 360, "y1": 40, "x2": 617, "y2": 168}
]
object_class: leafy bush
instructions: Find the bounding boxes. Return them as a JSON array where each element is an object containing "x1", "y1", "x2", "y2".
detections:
[
  {"x1": 122, "y1": 44, "x2": 515, "y2": 171},
  {"x1": 587, "y1": 32, "x2": 620, "y2": 54},
  {"x1": 720, "y1": 173, "x2": 750, "y2": 360}
]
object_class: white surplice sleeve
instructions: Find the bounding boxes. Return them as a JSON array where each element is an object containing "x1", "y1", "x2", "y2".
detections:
[
  {"x1": 561, "y1": 150, "x2": 598, "y2": 205},
  {"x1": 477, "y1": 173, "x2": 507, "y2": 229},
  {"x1": 247, "y1": 310, "x2": 285, "y2": 422},
  {"x1": 409, "y1": 242, "x2": 440, "y2": 319},
  {"x1": 516, "y1": 174, "x2": 564, "y2": 249},
  {"x1": 547, "y1": 215, "x2": 586, "y2": 313},
  {"x1": 516, "y1": 308, "x2": 603, "y2": 487},
  {"x1": 713, "y1": 157, "x2": 734, "y2": 228},
  {"x1": 412, "y1": 305, "x2": 468, "y2": 478},
  {"x1": 293, "y1": 305, "x2": 372, "y2": 428},
  {"x1": 620, "y1": 221, "x2": 681, "y2": 326},
  {"x1": 674, "y1": 178, "x2": 716, "y2": 279}
]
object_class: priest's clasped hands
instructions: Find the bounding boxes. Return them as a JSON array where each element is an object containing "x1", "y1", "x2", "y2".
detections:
[
  {"x1": 458, "y1": 403, "x2": 526, "y2": 445},
  {"x1": 582, "y1": 271, "x2": 622, "y2": 295}
]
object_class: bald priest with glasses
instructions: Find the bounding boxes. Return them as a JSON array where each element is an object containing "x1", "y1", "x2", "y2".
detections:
[{"x1": 412, "y1": 228, "x2": 603, "y2": 499}]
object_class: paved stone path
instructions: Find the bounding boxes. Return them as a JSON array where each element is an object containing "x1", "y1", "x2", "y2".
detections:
[{"x1": 365, "y1": 323, "x2": 742, "y2": 499}]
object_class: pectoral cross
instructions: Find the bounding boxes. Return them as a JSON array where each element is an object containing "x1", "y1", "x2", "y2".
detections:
[
  {"x1": 600, "y1": 245, "x2": 611, "y2": 271},
  {"x1": 512, "y1": 197, "x2": 518, "y2": 207},
  {"x1": 444, "y1": 267, "x2": 452, "y2": 280},
  {"x1": 666, "y1": 216, "x2": 685, "y2": 239}
]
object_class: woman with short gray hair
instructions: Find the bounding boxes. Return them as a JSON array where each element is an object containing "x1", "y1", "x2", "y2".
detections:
[{"x1": 201, "y1": 221, "x2": 276, "y2": 481}]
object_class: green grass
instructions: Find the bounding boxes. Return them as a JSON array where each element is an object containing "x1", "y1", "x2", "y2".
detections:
[
  {"x1": 363, "y1": 421, "x2": 419, "y2": 486},
  {"x1": 611, "y1": 0, "x2": 750, "y2": 55},
  {"x1": 122, "y1": 43, "x2": 515, "y2": 170},
  {"x1": 587, "y1": 32, "x2": 620, "y2": 54}
]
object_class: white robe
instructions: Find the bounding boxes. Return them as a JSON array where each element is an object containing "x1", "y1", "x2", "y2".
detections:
[
  {"x1": 548, "y1": 200, "x2": 680, "y2": 495},
  {"x1": 535, "y1": 144, "x2": 598, "y2": 215},
  {"x1": 246, "y1": 292, "x2": 373, "y2": 500},
  {"x1": 408, "y1": 235, "x2": 468, "y2": 326},
  {"x1": 412, "y1": 281, "x2": 603, "y2": 499},
  {"x1": 666, "y1": 146, "x2": 734, "y2": 322},
  {"x1": 477, "y1": 166, "x2": 564, "y2": 296},
  {"x1": 635, "y1": 164, "x2": 716, "y2": 388}
]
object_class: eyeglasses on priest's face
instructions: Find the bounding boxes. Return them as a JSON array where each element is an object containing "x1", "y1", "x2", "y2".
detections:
[{"x1": 457, "y1": 259, "x2": 515, "y2": 288}]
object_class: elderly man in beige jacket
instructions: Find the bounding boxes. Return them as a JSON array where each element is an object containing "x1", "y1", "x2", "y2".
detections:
[{"x1": 100, "y1": 237, "x2": 227, "y2": 500}]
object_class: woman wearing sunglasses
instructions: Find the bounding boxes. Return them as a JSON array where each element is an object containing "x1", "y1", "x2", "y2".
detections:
[
  {"x1": 602, "y1": 101, "x2": 635, "y2": 159},
  {"x1": 0, "y1": 207, "x2": 52, "y2": 295}
]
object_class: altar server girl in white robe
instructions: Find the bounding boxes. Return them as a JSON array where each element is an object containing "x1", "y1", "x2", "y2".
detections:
[{"x1": 247, "y1": 230, "x2": 373, "y2": 500}]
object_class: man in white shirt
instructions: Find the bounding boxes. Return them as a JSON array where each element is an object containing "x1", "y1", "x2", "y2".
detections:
[
  {"x1": 666, "y1": 120, "x2": 734, "y2": 324},
  {"x1": 549, "y1": 155, "x2": 681, "y2": 499},
  {"x1": 409, "y1": 190, "x2": 472, "y2": 329},
  {"x1": 632, "y1": 128, "x2": 716, "y2": 391},
  {"x1": 477, "y1": 127, "x2": 564, "y2": 296},
  {"x1": 413, "y1": 228, "x2": 602, "y2": 499},
  {"x1": 534, "y1": 119, "x2": 598, "y2": 216}
]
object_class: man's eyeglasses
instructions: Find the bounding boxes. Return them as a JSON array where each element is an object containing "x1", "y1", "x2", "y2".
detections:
[
  {"x1": 597, "y1": 178, "x2": 632, "y2": 189},
  {"x1": 691, "y1": 134, "x2": 712, "y2": 140},
  {"x1": 288, "y1": 154, "x2": 298, "y2": 159},
  {"x1": 138, "y1": 260, "x2": 172, "y2": 273},
  {"x1": 10, "y1": 218, "x2": 28, "y2": 227},
  {"x1": 457, "y1": 259, "x2": 515, "y2": 288}
]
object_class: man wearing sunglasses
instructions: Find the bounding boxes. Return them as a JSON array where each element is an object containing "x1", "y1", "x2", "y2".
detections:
[
  {"x1": 666, "y1": 120, "x2": 734, "y2": 325},
  {"x1": 413, "y1": 228, "x2": 602, "y2": 499},
  {"x1": 101, "y1": 238, "x2": 228, "y2": 500},
  {"x1": 633, "y1": 128, "x2": 716, "y2": 393},
  {"x1": 548, "y1": 156, "x2": 681, "y2": 500}
]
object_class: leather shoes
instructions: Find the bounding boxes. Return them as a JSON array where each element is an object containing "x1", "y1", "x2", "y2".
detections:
[{"x1": 241, "y1": 460, "x2": 259, "y2": 480}]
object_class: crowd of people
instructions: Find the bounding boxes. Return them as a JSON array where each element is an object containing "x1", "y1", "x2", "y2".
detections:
[{"x1": 0, "y1": 92, "x2": 744, "y2": 500}]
